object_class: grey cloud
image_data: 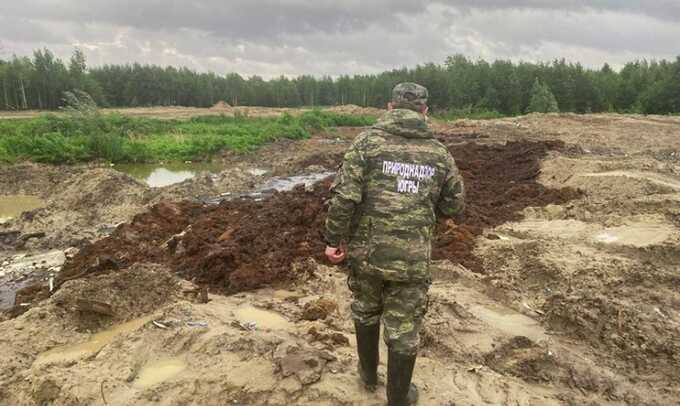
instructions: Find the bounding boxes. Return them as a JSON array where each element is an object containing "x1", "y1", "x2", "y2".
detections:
[
  {"x1": 436, "y1": 1, "x2": 680, "y2": 23},
  {"x1": 0, "y1": 1, "x2": 678, "y2": 78},
  {"x1": 0, "y1": 1, "x2": 428, "y2": 40}
]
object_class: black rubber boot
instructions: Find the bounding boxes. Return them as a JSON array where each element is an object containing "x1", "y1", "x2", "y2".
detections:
[
  {"x1": 387, "y1": 350, "x2": 419, "y2": 405},
  {"x1": 355, "y1": 322, "x2": 380, "y2": 391}
]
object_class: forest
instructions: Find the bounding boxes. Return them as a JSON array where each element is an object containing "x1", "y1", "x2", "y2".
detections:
[{"x1": 1, "y1": 48, "x2": 679, "y2": 115}]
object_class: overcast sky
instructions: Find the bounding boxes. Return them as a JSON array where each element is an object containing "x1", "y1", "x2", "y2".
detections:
[{"x1": 0, "y1": 1, "x2": 678, "y2": 78}]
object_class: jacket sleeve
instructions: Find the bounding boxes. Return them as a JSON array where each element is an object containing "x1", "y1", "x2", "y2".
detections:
[
  {"x1": 324, "y1": 136, "x2": 367, "y2": 247},
  {"x1": 437, "y1": 153, "x2": 465, "y2": 219}
]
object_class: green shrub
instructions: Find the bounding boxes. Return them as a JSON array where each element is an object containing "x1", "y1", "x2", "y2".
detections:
[
  {"x1": 0, "y1": 143, "x2": 12, "y2": 163},
  {"x1": 299, "y1": 110, "x2": 375, "y2": 128},
  {"x1": 434, "y1": 107, "x2": 505, "y2": 121}
]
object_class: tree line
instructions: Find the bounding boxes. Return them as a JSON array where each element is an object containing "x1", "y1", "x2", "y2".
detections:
[{"x1": 1, "y1": 48, "x2": 679, "y2": 115}]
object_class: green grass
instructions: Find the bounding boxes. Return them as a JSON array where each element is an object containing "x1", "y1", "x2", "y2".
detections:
[
  {"x1": 433, "y1": 107, "x2": 506, "y2": 121},
  {"x1": 0, "y1": 110, "x2": 376, "y2": 164}
]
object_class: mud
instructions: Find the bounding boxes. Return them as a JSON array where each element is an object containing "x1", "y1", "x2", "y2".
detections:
[
  {"x1": 5, "y1": 259, "x2": 672, "y2": 406},
  {"x1": 26, "y1": 141, "x2": 577, "y2": 310},
  {"x1": 435, "y1": 140, "x2": 582, "y2": 272},
  {"x1": 56, "y1": 183, "x2": 328, "y2": 294}
]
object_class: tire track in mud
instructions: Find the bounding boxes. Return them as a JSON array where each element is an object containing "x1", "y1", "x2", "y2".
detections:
[{"x1": 12, "y1": 140, "x2": 581, "y2": 312}]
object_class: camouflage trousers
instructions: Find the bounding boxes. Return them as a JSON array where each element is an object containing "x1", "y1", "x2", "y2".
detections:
[{"x1": 348, "y1": 266, "x2": 431, "y2": 355}]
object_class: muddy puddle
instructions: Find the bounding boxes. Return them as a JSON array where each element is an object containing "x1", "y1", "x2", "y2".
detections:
[
  {"x1": 134, "y1": 358, "x2": 187, "y2": 388},
  {"x1": 255, "y1": 172, "x2": 335, "y2": 193},
  {"x1": 233, "y1": 305, "x2": 292, "y2": 330},
  {"x1": 203, "y1": 171, "x2": 334, "y2": 205},
  {"x1": 34, "y1": 315, "x2": 154, "y2": 366},
  {"x1": 0, "y1": 250, "x2": 66, "y2": 310},
  {"x1": 468, "y1": 303, "x2": 548, "y2": 343},
  {"x1": 0, "y1": 277, "x2": 33, "y2": 310},
  {"x1": 114, "y1": 162, "x2": 224, "y2": 187},
  {"x1": 593, "y1": 224, "x2": 674, "y2": 247},
  {"x1": 0, "y1": 195, "x2": 45, "y2": 223},
  {"x1": 444, "y1": 285, "x2": 549, "y2": 352}
]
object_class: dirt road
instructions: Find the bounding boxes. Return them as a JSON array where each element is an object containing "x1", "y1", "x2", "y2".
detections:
[{"x1": 1, "y1": 113, "x2": 679, "y2": 405}]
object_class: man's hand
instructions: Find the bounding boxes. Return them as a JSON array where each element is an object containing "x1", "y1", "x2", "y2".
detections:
[{"x1": 325, "y1": 245, "x2": 346, "y2": 264}]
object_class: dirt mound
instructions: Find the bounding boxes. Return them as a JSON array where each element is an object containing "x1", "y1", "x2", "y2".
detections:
[
  {"x1": 543, "y1": 279, "x2": 680, "y2": 377},
  {"x1": 0, "y1": 162, "x2": 81, "y2": 198},
  {"x1": 2, "y1": 168, "x2": 150, "y2": 249},
  {"x1": 58, "y1": 168, "x2": 146, "y2": 211},
  {"x1": 56, "y1": 183, "x2": 327, "y2": 295},
  {"x1": 325, "y1": 104, "x2": 384, "y2": 117},
  {"x1": 211, "y1": 100, "x2": 232, "y2": 109},
  {"x1": 51, "y1": 263, "x2": 182, "y2": 330},
  {"x1": 7, "y1": 140, "x2": 578, "y2": 311}
]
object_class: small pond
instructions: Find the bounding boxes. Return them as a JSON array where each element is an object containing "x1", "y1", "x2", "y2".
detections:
[{"x1": 114, "y1": 162, "x2": 224, "y2": 188}]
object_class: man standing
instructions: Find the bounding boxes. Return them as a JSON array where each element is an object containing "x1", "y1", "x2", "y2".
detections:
[{"x1": 324, "y1": 83, "x2": 465, "y2": 405}]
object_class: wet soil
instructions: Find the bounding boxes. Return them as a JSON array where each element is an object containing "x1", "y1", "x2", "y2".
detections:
[
  {"x1": 435, "y1": 140, "x2": 582, "y2": 271},
  {"x1": 27, "y1": 140, "x2": 579, "y2": 308},
  {"x1": 3, "y1": 260, "x2": 674, "y2": 405}
]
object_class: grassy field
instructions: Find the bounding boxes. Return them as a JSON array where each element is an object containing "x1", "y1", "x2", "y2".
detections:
[
  {"x1": 433, "y1": 107, "x2": 506, "y2": 121},
  {"x1": 0, "y1": 110, "x2": 375, "y2": 164}
]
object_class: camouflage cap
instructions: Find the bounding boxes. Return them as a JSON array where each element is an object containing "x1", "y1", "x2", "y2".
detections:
[{"x1": 392, "y1": 82, "x2": 428, "y2": 110}]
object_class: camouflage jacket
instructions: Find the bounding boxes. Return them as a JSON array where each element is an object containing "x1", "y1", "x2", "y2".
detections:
[{"x1": 325, "y1": 109, "x2": 465, "y2": 281}]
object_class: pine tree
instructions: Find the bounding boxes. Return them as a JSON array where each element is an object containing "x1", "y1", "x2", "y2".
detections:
[{"x1": 528, "y1": 78, "x2": 559, "y2": 113}]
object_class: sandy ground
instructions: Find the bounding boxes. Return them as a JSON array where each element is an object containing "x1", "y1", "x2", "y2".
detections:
[{"x1": 1, "y1": 113, "x2": 680, "y2": 405}]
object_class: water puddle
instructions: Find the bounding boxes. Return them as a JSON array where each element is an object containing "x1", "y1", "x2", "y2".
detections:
[
  {"x1": 255, "y1": 172, "x2": 334, "y2": 193},
  {"x1": 114, "y1": 162, "x2": 224, "y2": 188},
  {"x1": 0, "y1": 195, "x2": 45, "y2": 223},
  {"x1": 233, "y1": 305, "x2": 291, "y2": 330},
  {"x1": 0, "y1": 250, "x2": 66, "y2": 310},
  {"x1": 468, "y1": 303, "x2": 548, "y2": 344},
  {"x1": 34, "y1": 315, "x2": 154, "y2": 366},
  {"x1": 593, "y1": 224, "x2": 673, "y2": 247},
  {"x1": 434, "y1": 285, "x2": 549, "y2": 352},
  {"x1": 202, "y1": 171, "x2": 334, "y2": 205},
  {"x1": 134, "y1": 358, "x2": 187, "y2": 389},
  {"x1": 0, "y1": 276, "x2": 33, "y2": 310},
  {"x1": 0, "y1": 250, "x2": 66, "y2": 276}
]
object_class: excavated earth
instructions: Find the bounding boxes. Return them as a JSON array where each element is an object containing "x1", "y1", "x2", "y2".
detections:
[
  {"x1": 1, "y1": 112, "x2": 680, "y2": 405},
  {"x1": 13, "y1": 140, "x2": 578, "y2": 307}
]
